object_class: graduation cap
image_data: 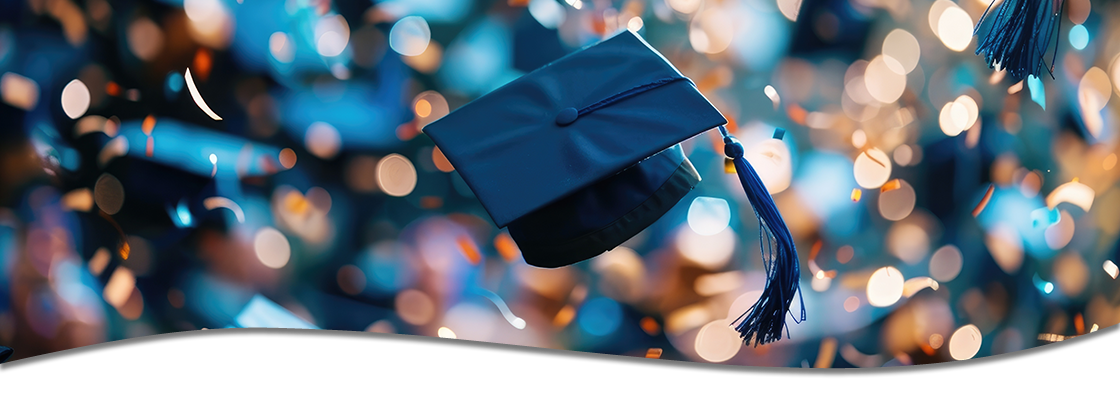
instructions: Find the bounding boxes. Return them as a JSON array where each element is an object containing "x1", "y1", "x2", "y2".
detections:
[{"x1": 423, "y1": 30, "x2": 804, "y2": 346}]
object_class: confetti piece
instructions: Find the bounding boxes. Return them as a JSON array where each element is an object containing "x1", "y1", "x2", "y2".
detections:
[
  {"x1": 645, "y1": 348, "x2": 663, "y2": 359},
  {"x1": 1, "y1": 72, "x2": 39, "y2": 110},
  {"x1": 851, "y1": 188, "x2": 862, "y2": 202},
  {"x1": 105, "y1": 81, "x2": 121, "y2": 96},
  {"x1": 640, "y1": 316, "x2": 661, "y2": 336},
  {"x1": 192, "y1": 48, "x2": 212, "y2": 81},
  {"x1": 764, "y1": 85, "x2": 780, "y2": 110},
  {"x1": 203, "y1": 196, "x2": 246, "y2": 223},
  {"x1": 1027, "y1": 75, "x2": 1045, "y2": 110},
  {"x1": 862, "y1": 148, "x2": 887, "y2": 167},
  {"x1": 284, "y1": 191, "x2": 311, "y2": 215},
  {"x1": 813, "y1": 337, "x2": 837, "y2": 368},
  {"x1": 553, "y1": 305, "x2": 576, "y2": 327},
  {"x1": 972, "y1": 184, "x2": 995, "y2": 217},
  {"x1": 1007, "y1": 80, "x2": 1023, "y2": 94},
  {"x1": 1030, "y1": 207, "x2": 1060, "y2": 228},
  {"x1": 1104, "y1": 260, "x2": 1118, "y2": 279},
  {"x1": 473, "y1": 287, "x2": 526, "y2": 329},
  {"x1": 1038, "y1": 333, "x2": 1069, "y2": 342},
  {"x1": 184, "y1": 68, "x2": 223, "y2": 120},
  {"x1": 233, "y1": 295, "x2": 319, "y2": 329},
  {"x1": 1091, "y1": 324, "x2": 1099, "y2": 333},
  {"x1": 494, "y1": 233, "x2": 520, "y2": 262},
  {"x1": 1046, "y1": 179, "x2": 1095, "y2": 212},
  {"x1": 61, "y1": 188, "x2": 93, "y2": 212},
  {"x1": 88, "y1": 247, "x2": 110, "y2": 276},
  {"x1": 145, "y1": 136, "x2": 154, "y2": 157},
  {"x1": 141, "y1": 115, "x2": 156, "y2": 135},
  {"x1": 724, "y1": 158, "x2": 736, "y2": 174},
  {"x1": 97, "y1": 136, "x2": 129, "y2": 167},
  {"x1": 102, "y1": 267, "x2": 135, "y2": 308},
  {"x1": 119, "y1": 240, "x2": 130, "y2": 260},
  {"x1": 457, "y1": 234, "x2": 482, "y2": 265},
  {"x1": 1075, "y1": 313, "x2": 1085, "y2": 335},
  {"x1": 902, "y1": 277, "x2": 939, "y2": 297},
  {"x1": 880, "y1": 179, "x2": 901, "y2": 193}
]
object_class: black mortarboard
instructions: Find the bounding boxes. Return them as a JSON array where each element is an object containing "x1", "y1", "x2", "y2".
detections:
[{"x1": 423, "y1": 30, "x2": 804, "y2": 346}]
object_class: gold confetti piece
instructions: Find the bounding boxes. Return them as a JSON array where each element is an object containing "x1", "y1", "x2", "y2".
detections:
[
  {"x1": 494, "y1": 233, "x2": 520, "y2": 262},
  {"x1": 814, "y1": 337, "x2": 837, "y2": 368},
  {"x1": 973, "y1": 184, "x2": 995, "y2": 217},
  {"x1": 1, "y1": 72, "x2": 40, "y2": 110},
  {"x1": 1008, "y1": 80, "x2": 1024, "y2": 94},
  {"x1": 1091, "y1": 324, "x2": 1099, "y2": 333},
  {"x1": 645, "y1": 348, "x2": 663, "y2": 359},
  {"x1": 1046, "y1": 179, "x2": 1095, "y2": 212},
  {"x1": 184, "y1": 68, "x2": 223, "y2": 120},
  {"x1": 203, "y1": 197, "x2": 246, "y2": 223},
  {"x1": 553, "y1": 305, "x2": 576, "y2": 328},
  {"x1": 851, "y1": 188, "x2": 862, "y2": 202},
  {"x1": 103, "y1": 267, "x2": 135, "y2": 308},
  {"x1": 88, "y1": 247, "x2": 110, "y2": 276},
  {"x1": 141, "y1": 115, "x2": 156, "y2": 135},
  {"x1": 640, "y1": 317, "x2": 661, "y2": 336},
  {"x1": 808, "y1": 240, "x2": 822, "y2": 263},
  {"x1": 456, "y1": 234, "x2": 481, "y2": 265},
  {"x1": 880, "y1": 179, "x2": 901, "y2": 193},
  {"x1": 1075, "y1": 314, "x2": 1085, "y2": 335},
  {"x1": 119, "y1": 240, "x2": 130, "y2": 260},
  {"x1": 61, "y1": 188, "x2": 94, "y2": 212},
  {"x1": 1038, "y1": 333, "x2": 1070, "y2": 342},
  {"x1": 902, "y1": 277, "x2": 940, "y2": 297},
  {"x1": 284, "y1": 191, "x2": 311, "y2": 215},
  {"x1": 862, "y1": 148, "x2": 887, "y2": 167}
]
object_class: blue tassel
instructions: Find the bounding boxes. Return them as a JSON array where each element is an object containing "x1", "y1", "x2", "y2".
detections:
[
  {"x1": 974, "y1": 0, "x2": 1064, "y2": 81},
  {"x1": 720, "y1": 126, "x2": 805, "y2": 347}
]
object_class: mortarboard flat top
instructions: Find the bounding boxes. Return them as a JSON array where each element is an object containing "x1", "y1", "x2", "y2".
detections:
[{"x1": 423, "y1": 30, "x2": 727, "y2": 228}]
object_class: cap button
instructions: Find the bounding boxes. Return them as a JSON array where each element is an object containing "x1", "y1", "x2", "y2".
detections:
[{"x1": 555, "y1": 107, "x2": 578, "y2": 126}]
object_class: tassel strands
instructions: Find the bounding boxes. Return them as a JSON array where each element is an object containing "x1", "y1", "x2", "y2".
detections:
[
  {"x1": 720, "y1": 126, "x2": 805, "y2": 346},
  {"x1": 973, "y1": 0, "x2": 1065, "y2": 81}
]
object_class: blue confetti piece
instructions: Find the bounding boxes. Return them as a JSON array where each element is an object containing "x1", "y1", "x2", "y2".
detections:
[
  {"x1": 1027, "y1": 75, "x2": 1046, "y2": 110},
  {"x1": 234, "y1": 294, "x2": 319, "y2": 329},
  {"x1": 1030, "y1": 207, "x2": 1060, "y2": 228}
]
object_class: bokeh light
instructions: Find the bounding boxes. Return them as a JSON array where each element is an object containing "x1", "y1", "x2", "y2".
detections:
[
  {"x1": 949, "y1": 324, "x2": 982, "y2": 360},
  {"x1": 253, "y1": 227, "x2": 291, "y2": 269},
  {"x1": 390, "y1": 16, "x2": 432, "y2": 57},
  {"x1": 61, "y1": 79, "x2": 90, "y2": 119},
  {"x1": 867, "y1": 266, "x2": 904, "y2": 307},
  {"x1": 687, "y1": 197, "x2": 731, "y2": 236}
]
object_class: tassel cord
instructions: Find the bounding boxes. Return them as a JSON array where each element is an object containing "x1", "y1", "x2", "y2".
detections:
[
  {"x1": 718, "y1": 126, "x2": 805, "y2": 347},
  {"x1": 974, "y1": 0, "x2": 1065, "y2": 80}
]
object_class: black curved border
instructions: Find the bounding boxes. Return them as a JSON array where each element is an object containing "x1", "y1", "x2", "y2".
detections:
[{"x1": 0, "y1": 324, "x2": 1115, "y2": 376}]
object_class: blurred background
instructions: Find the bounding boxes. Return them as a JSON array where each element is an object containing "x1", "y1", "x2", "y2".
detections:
[{"x1": 1, "y1": 0, "x2": 1119, "y2": 368}]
